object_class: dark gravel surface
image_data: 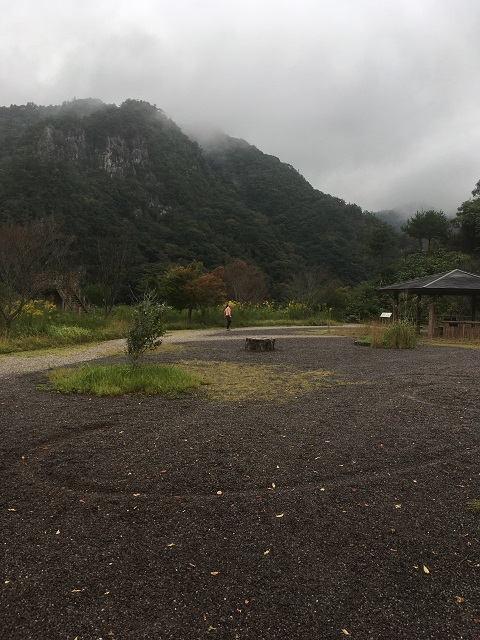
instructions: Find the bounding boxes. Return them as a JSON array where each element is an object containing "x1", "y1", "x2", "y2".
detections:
[{"x1": 2, "y1": 330, "x2": 479, "y2": 640}]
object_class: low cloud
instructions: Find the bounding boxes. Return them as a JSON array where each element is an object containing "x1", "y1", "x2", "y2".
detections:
[{"x1": 1, "y1": 0, "x2": 479, "y2": 214}]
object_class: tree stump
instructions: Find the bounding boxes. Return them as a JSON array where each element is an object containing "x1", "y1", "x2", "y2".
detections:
[{"x1": 245, "y1": 337, "x2": 276, "y2": 351}]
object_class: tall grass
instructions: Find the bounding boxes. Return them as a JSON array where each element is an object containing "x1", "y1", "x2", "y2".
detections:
[
  {"x1": 0, "y1": 299, "x2": 344, "y2": 354},
  {"x1": 368, "y1": 320, "x2": 418, "y2": 349},
  {"x1": 44, "y1": 363, "x2": 205, "y2": 396},
  {"x1": 164, "y1": 302, "x2": 337, "y2": 329},
  {"x1": 0, "y1": 305, "x2": 132, "y2": 354}
]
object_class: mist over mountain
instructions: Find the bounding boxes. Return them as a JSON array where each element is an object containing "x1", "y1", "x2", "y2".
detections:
[{"x1": 0, "y1": 98, "x2": 403, "y2": 295}]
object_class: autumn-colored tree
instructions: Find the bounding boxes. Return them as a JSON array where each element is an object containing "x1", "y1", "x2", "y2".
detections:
[
  {"x1": 157, "y1": 261, "x2": 225, "y2": 321},
  {"x1": 0, "y1": 217, "x2": 71, "y2": 336},
  {"x1": 214, "y1": 259, "x2": 268, "y2": 303}
]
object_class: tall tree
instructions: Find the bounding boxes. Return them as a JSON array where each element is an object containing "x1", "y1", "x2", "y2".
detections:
[
  {"x1": 455, "y1": 179, "x2": 480, "y2": 255},
  {"x1": 402, "y1": 210, "x2": 451, "y2": 251},
  {"x1": 0, "y1": 217, "x2": 70, "y2": 335}
]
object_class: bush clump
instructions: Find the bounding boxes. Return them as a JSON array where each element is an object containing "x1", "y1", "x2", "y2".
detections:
[{"x1": 369, "y1": 320, "x2": 417, "y2": 349}]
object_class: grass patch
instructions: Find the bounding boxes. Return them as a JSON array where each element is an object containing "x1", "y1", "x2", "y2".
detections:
[
  {"x1": 354, "y1": 337, "x2": 372, "y2": 346},
  {"x1": 43, "y1": 363, "x2": 205, "y2": 396},
  {"x1": 421, "y1": 339, "x2": 480, "y2": 350},
  {"x1": 366, "y1": 321, "x2": 417, "y2": 349},
  {"x1": 292, "y1": 327, "x2": 362, "y2": 337},
  {"x1": 177, "y1": 360, "x2": 340, "y2": 403},
  {"x1": 468, "y1": 499, "x2": 480, "y2": 512}
]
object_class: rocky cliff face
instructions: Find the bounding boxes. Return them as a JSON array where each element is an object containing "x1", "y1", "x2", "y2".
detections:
[
  {"x1": 37, "y1": 125, "x2": 87, "y2": 166},
  {"x1": 98, "y1": 135, "x2": 149, "y2": 176},
  {"x1": 37, "y1": 125, "x2": 150, "y2": 176}
]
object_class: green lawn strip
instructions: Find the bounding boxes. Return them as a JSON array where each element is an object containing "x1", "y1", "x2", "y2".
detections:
[{"x1": 42, "y1": 363, "x2": 204, "y2": 396}]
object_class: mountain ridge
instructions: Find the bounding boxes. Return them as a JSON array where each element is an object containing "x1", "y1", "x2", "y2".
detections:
[{"x1": 0, "y1": 98, "x2": 400, "y2": 295}]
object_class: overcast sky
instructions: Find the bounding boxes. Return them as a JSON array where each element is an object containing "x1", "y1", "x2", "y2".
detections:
[{"x1": 1, "y1": 0, "x2": 479, "y2": 214}]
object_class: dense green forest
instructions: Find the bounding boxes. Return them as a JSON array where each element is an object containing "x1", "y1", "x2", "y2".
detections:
[{"x1": 0, "y1": 98, "x2": 479, "y2": 306}]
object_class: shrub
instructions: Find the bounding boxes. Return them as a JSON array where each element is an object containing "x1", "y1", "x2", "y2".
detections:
[{"x1": 126, "y1": 295, "x2": 166, "y2": 366}]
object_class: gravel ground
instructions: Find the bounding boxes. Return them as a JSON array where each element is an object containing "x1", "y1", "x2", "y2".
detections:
[{"x1": 2, "y1": 328, "x2": 479, "y2": 640}]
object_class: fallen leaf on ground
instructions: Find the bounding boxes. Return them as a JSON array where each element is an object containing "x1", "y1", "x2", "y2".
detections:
[
  {"x1": 210, "y1": 571, "x2": 220, "y2": 575},
  {"x1": 263, "y1": 549, "x2": 271, "y2": 555},
  {"x1": 276, "y1": 513, "x2": 284, "y2": 518},
  {"x1": 423, "y1": 565, "x2": 430, "y2": 574},
  {"x1": 455, "y1": 596, "x2": 465, "y2": 603},
  {"x1": 342, "y1": 629, "x2": 350, "y2": 636}
]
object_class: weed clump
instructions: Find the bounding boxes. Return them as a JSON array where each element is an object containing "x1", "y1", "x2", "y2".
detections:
[{"x1": 367, "y1": 321, "x2": 417, "y2": 349}]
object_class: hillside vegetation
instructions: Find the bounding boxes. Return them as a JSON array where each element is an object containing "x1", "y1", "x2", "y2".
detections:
[{"x1": 0, "y1": 99, "x2": 400, "y2": 296}]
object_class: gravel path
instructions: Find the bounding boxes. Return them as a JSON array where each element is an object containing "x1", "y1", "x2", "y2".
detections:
[
  {"x1": 0, "y1": 326, "x2": 344, "y2": 377},
  {"x1": 2, "y1": 331, "x2": 479, "y2": 639}
]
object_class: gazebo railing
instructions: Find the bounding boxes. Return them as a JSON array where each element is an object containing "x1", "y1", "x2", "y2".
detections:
[{"x1": 441, "y1": 320, "x2": 480, "y2": 339}]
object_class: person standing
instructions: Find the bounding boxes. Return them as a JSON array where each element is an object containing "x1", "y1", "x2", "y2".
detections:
[{"x1": 224, "y1": 303, "x2": 232, "y2": 330}]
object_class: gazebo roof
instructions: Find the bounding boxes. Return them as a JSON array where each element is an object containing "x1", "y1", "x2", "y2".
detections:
[{"x1": 377, "y1": 269, "x2": 480, "y2": 296}]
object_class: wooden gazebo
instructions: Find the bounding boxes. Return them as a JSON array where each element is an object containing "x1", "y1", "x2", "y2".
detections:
[{"x1": 377, "y1": 269, "x2": 480, "y2": 338}]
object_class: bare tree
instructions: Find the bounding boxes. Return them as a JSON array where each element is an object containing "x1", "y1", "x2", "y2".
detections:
[
  {"x1": 95, "y1": 223, "x2": 136, "y2": 318},
  {"x1": 0, "y1": 217, "x2": 70, "y2": 336},
  {"x1": 214, "y1": 259, "x2": 268, "y2": 303},
  {"x1": 286, "y1": 266, "x2": 341, "y2": 316}
]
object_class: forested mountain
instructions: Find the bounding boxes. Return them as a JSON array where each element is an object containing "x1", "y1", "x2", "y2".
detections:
[{"x1": 0, "y1": 99, "x2": 400, "y2": 296}]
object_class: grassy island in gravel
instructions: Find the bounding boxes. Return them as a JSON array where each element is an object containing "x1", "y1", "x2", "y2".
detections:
[{"x1": 44, "y1": 363, "x2": 205, "y2": 396}]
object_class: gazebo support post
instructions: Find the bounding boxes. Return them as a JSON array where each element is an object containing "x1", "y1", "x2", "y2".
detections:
[
  {"x1": 392, "y1": 291, "x2": 399, "y2": 322},
  {"x1": 428, "y1": 296, "x2": 436, "y2": 338},
  {"x1": 415, "y1": 295, "x2": 422, "y2": 333}
]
